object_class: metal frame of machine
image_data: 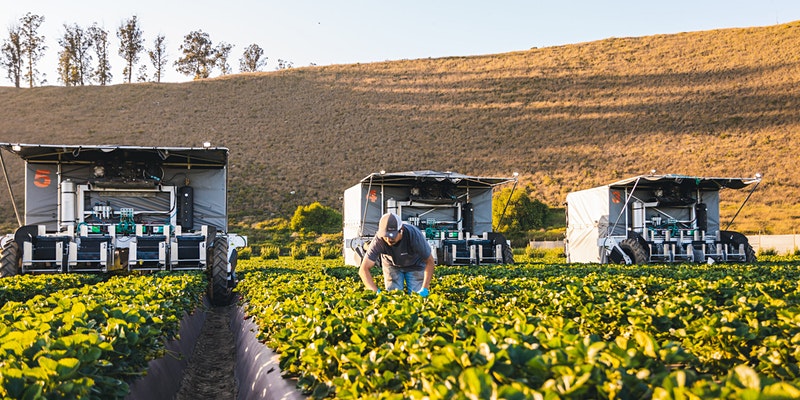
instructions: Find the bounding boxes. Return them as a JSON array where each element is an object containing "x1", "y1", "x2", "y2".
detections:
[
  {"x1": 343, "y1": 170, "x2": 517, "y2": 266},
  {"x1": 0, "y1": 143, "x2": 246, "y2": 305},
  {"x1": 565, "y1": 173, "x2": 761, "y2": 264}
]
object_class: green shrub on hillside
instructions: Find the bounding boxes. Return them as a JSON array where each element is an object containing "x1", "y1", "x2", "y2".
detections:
[
  {"x1": 492, "y1": 186, "x2": 549, "y2": 233},
  {"x1": 262, "y1": 246, "x2": 280, "y2": 259},
  {"x1": 291, "y1": 244, "x2": 307, "y2": 260},
  {"x1": 290, "y1": 202, "x2": 342, "y2": 234},
  {"x1": 525, "y1": 246, "x2": 548, "y2": 259},
  {"x1": 320, "y1": 245, "x2": 341, "y2": 259}
]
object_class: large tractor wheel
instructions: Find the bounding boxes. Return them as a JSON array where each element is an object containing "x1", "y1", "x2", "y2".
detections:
[
  {"x1": 502, "y1": 244, "x2": 515, "y2": 264},
  {"x1": 720, "y1": 230, "x2": 757, "y2": 263},
  {"x1": 616, "y1": 238, "x2": 649, "y2": 264},
  {"x1": 0, "y1": 236, "x2": 21, "y2": 278},
  {"x1": 208, "y1": 237, "x2": 233, "y2": 306},
  {"x1": 487, "y1": 232, "x2": 514, "y2": 265}
]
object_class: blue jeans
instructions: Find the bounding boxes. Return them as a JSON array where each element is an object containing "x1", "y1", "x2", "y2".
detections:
[{"x1": 382, "y1": 265, "x2": 424, "y2": 293}]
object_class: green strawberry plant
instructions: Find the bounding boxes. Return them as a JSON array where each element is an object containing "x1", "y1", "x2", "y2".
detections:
[
  {"x1": 0, "y1": 272, "x2": 205, "y2": 399},
  {"x1": 236, "y1": 257, "x2": 800, "y2": 399},
  {"x1": 1, "y1": 274, "x2": 102, "y2": 306}
]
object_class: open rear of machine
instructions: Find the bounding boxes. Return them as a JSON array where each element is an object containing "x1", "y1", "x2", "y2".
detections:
[
  {"x1": 2, "y1": 143, "x2": 229, "y2": 274},
  {"x1": 566, "y1": 174, "x2": 760, "y2": 264},
  {"x1": 343, "y1": 170, "x2": 516, "y2": 266}
]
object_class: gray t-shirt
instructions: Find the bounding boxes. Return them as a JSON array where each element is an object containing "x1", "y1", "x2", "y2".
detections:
[{"x1": 365, "y1": 223, "x2": 431, "y2": 271}]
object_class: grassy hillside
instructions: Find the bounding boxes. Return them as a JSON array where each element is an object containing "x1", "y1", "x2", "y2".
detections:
[{"x1": 1, "y1": 21, "x2": 799, "y2": 234}]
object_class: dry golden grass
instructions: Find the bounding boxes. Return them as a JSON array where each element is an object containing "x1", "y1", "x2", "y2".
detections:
[{"x1": 1, "y1": 21, "x2": 799, "y2": 233}]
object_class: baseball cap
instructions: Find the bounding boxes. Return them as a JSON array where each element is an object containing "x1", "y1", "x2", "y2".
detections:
[{"x1": 377, "y1": 213, "x2": 403, "y2": 239}]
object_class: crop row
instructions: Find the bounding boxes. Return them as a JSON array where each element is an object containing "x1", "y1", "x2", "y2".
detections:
[
  {"x1": 0, "y1": 272, "x2": 205, "y2": 399},
  {"x1": 0, "y1": 274, "x2": 102, "y2": 306},
  {"x1": 236, "y1": 258, "x2": 800, "y2": 399}
]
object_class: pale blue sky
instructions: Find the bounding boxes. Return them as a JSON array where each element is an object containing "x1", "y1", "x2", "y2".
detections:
[{"x1": 2, "y1": 0, "x2": 798, "y2": 85}]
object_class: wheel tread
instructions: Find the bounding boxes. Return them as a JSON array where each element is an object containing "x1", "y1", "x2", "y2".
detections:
[
  {"x1": 209, "y1": 237, "x2": 231, "y2": 306},
  {"x1": 0, "y1": 239, "x2": 21, "y2": 278},
  {"x1": 619, "y1": 238, "x2": 649, "y2": 264}
]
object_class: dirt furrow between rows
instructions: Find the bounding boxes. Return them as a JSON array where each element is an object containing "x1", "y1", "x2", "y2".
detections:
[{"x1": 176, "y1": 304, "x2": 238, "y2": 400}]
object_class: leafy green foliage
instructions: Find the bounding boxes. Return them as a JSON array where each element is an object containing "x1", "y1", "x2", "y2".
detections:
[
  {"x1": 319, "y1": 245, "x2": 341, "y2": 260},
  {"x1": 291, "y1": 244, "x2": 308, "y2": 260},
  {"x1": 758, "y1": 247, "x2": 778, "y2": 256},
  {"x1": 0, "y1": 272, "x2": 205, "y2": 399},
  {"x1": 0, "y1": 274, "x2": 101, "y2": 306},
  {"x1": 262, "y1": 245, "x2": 281, "y2": 259},
  {"x1": 236, "y1": 258, "x2": 800, "y2": 399},
  {"x1": 230, "y1": 218, "x2": 292, "y2": 247},
  {"x1": 290, "y1": 202, "x2": 342, "y2": 234},
  {"x1": 492, "y1": 186, "x2": 549, "y2": 233},
  {"x1": 524, "y1": 246, "x2": 565, "y2": 262}
]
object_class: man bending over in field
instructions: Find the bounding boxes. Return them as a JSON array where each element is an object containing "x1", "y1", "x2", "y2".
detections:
[{"x1": 359, "y1": 212, "x2": 435, "y2": 297}]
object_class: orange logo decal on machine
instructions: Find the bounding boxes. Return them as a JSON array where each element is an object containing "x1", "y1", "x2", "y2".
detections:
[
  {"x1": 33, "y1": 169, "x2": 52, "y2": 188},
  {"x1": 611, "y1": 190, "x2": 621, "y2": 204},
  {"x1": 367, "y1": 189, "x2": 377, "y2": 203}
]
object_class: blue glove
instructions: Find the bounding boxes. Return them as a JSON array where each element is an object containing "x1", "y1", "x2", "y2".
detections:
[
  {"x1": 376, "y1": 289, "x2": 382, "y2": 294},
  {"x1": 417, "y1": 287, "x2": 429, "y2": 298}
]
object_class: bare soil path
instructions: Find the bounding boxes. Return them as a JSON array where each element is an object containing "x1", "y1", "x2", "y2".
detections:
[{"x1": 176, "y1": 303, "x2": 238, "y2": 399}]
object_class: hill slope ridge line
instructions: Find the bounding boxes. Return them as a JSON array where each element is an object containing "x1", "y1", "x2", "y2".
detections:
[{"x1": 1, "y1": 21, "x2": 799, "y2": 233}]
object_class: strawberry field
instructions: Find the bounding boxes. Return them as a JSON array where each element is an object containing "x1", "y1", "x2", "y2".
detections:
[
  {"x1": 0, "y1": 272, "x2": 205, "y2": 399},
  {"x1": 236, "y1": 256, "x2": 800, "y2": 399}
]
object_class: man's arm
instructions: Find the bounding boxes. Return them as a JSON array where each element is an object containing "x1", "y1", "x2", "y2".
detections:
[
  {"x1": 421, "y1": 253, "x2": 434, "y2": 290},
  {"x1": 359, "y1": 256, "x2": 380, "y2": 291}
]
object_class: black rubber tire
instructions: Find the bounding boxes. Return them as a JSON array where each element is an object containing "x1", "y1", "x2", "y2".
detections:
[
  {"x1": 744, "y1": 244, "x2": 756, "y2": 263},
  {"x1": 720, "y1": 230, "x2": 757, "y2": 263},
  {"x1": 617, "y1": 238, "x2": 649, "y2": 264},
  {"x1": 502, "y1": 245, "x2": 515, "y2": 264},
  {"x1": 208, "y1": 237, "x2": 232, "y2": 306},
  {"x1": 0, "y1": 238, "x2": 21, "y2": 278}
]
